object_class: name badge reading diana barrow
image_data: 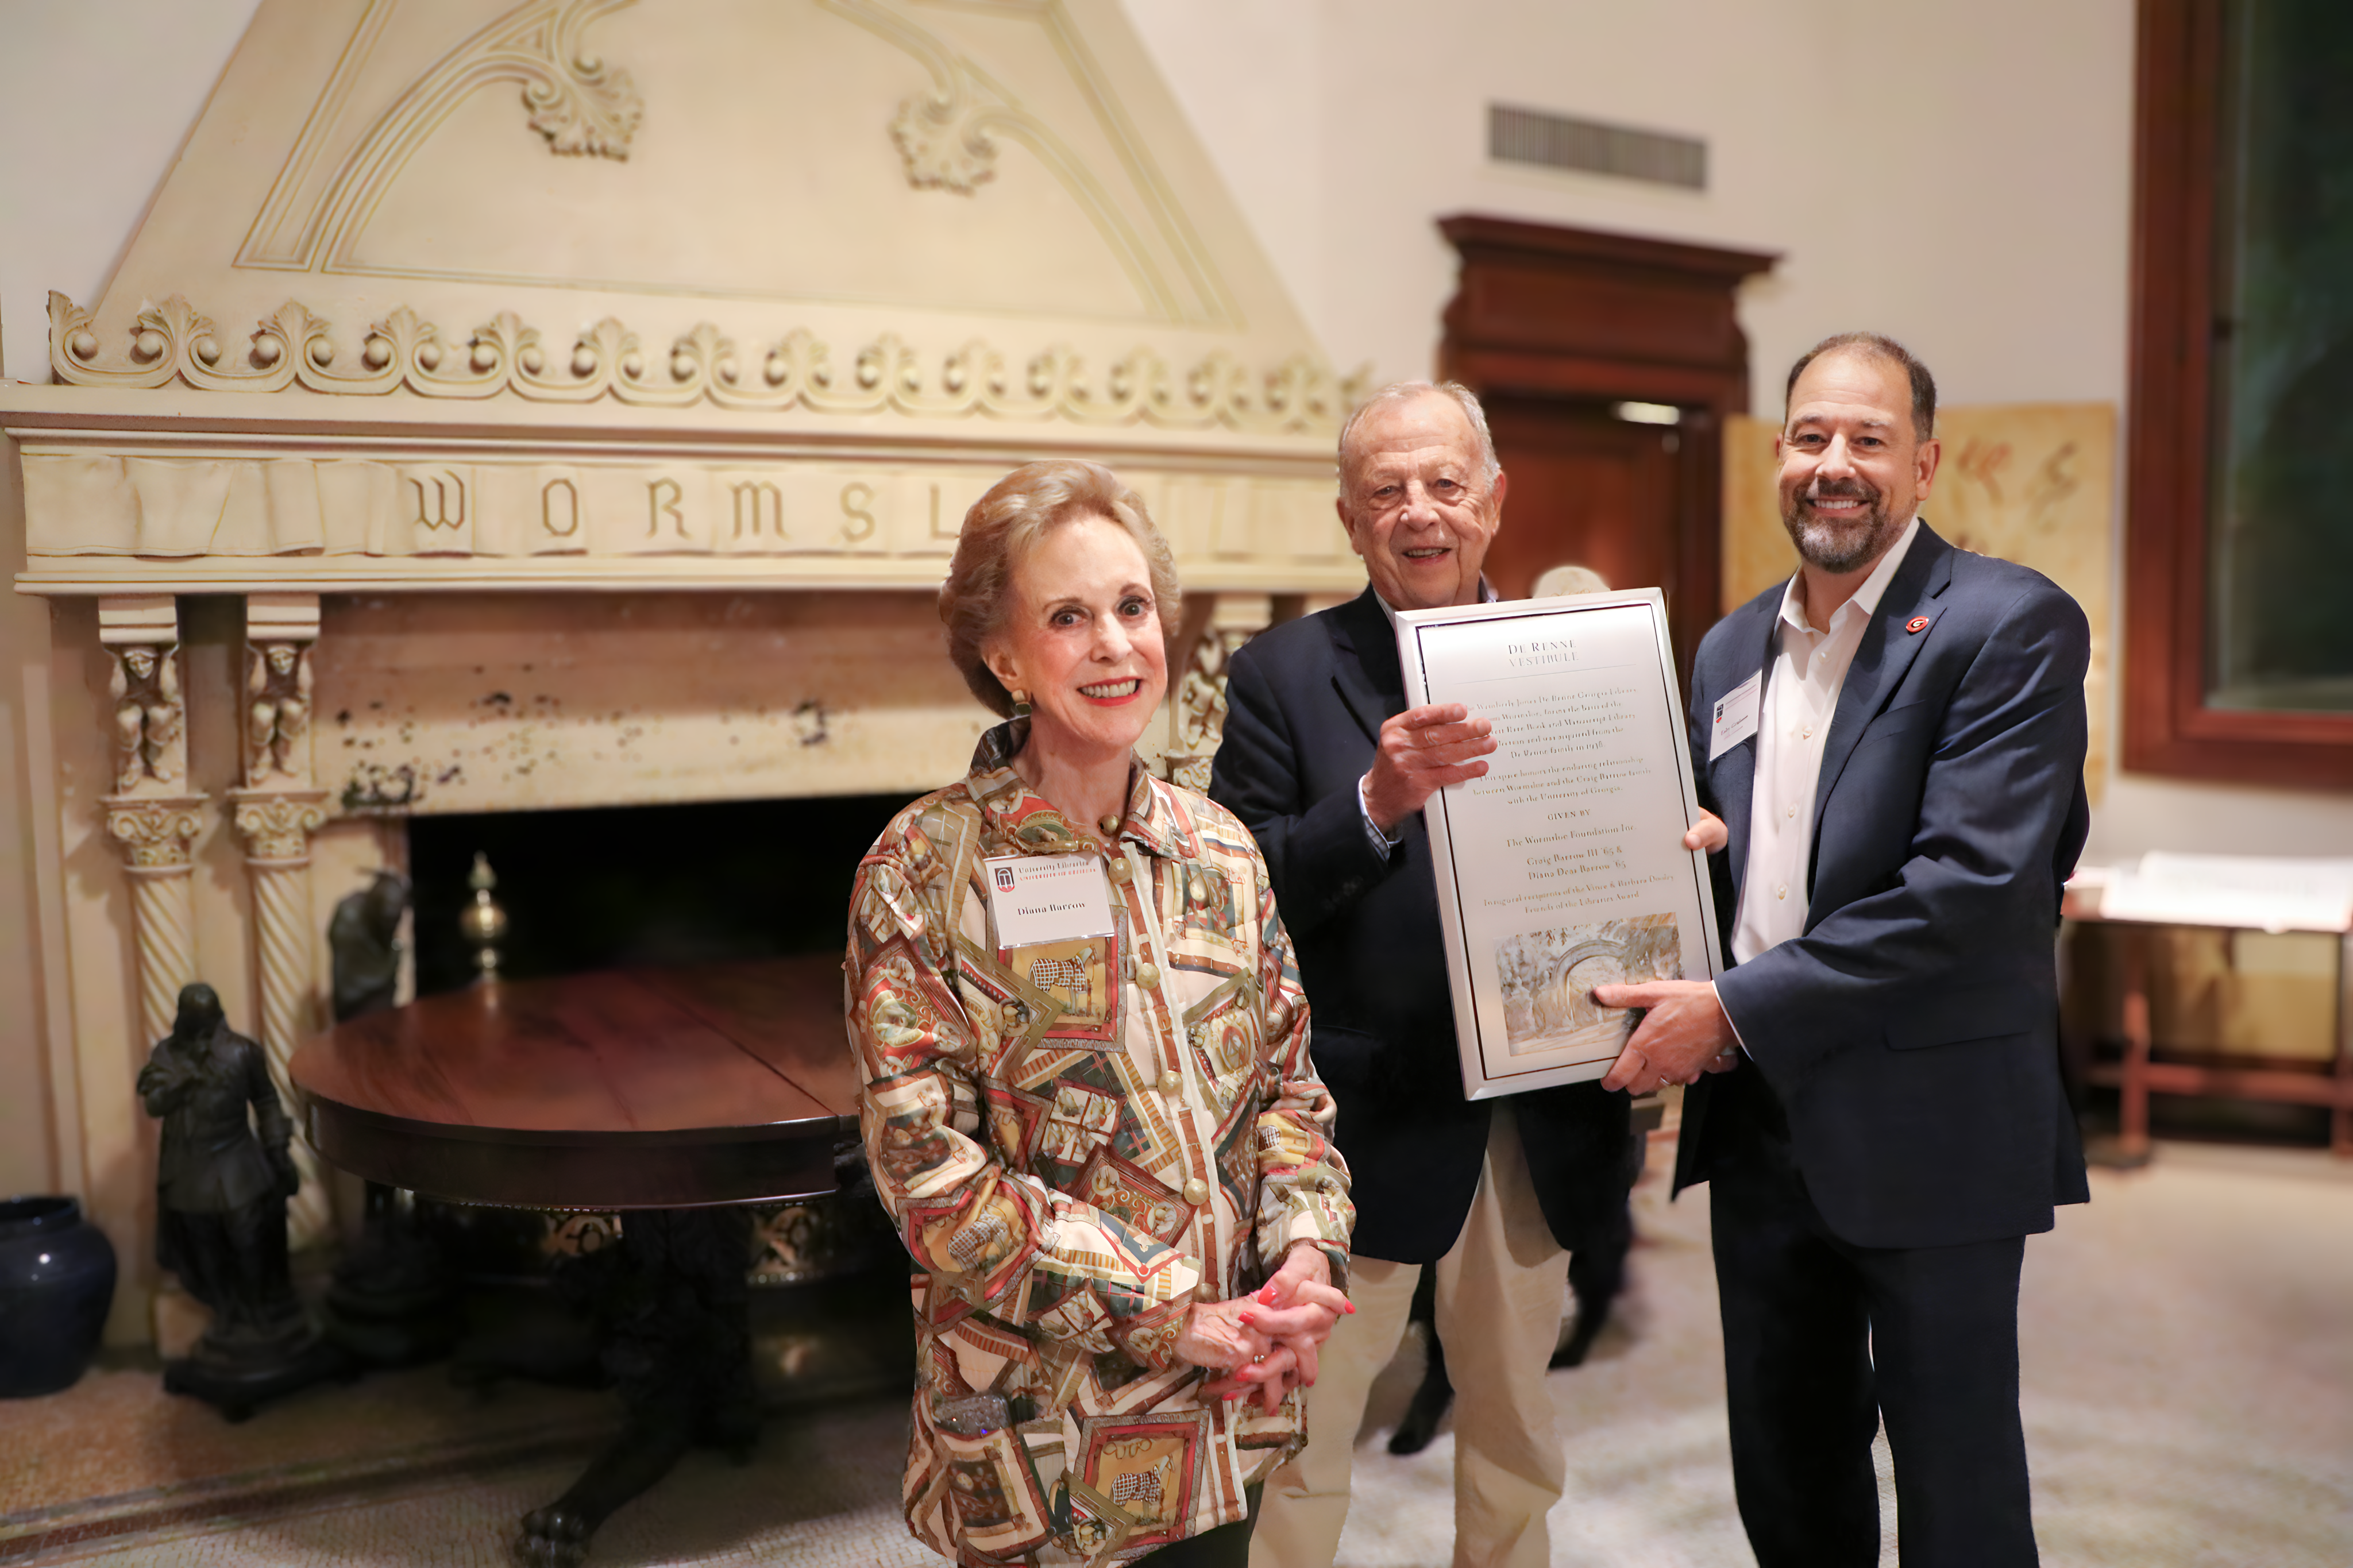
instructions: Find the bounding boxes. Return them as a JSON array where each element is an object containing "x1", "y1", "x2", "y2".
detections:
[{"x1": 983, "y1": 853, "x2": 1117, "y2": 949}]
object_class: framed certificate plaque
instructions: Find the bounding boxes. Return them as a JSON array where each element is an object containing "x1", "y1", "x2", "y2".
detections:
[{"x1": 1395, "y1": 589, "x2": 1724, "y2": 1099}]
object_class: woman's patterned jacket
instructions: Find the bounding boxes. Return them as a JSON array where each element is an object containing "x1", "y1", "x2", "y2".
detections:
[{"x1": 846, "y1": 721, "x2": 1354, "y2": 1565}]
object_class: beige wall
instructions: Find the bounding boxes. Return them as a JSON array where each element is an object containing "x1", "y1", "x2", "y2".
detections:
[
  {"x1": 1123, "y1": 0, "x2": 2353, "y2": 863},
  {"x1": 0, "y1": 0, "x2": 267, "y2": 1204},
  {"x1": 1, "y1": 0, "x2": 2347, "y2": 1214}
]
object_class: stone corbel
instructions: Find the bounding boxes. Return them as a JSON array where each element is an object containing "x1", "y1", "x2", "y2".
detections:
[
  {"x1": 227, "y1": 593, "x2": 334, "y2": 1248},
  {"x1": 240, "y1": 594, "x2": 319, "y2": 790},
  {"x1": 100, "y1": 596, "x2": 187, "y2": 797},
  {"x1": 98, "y1": 597, "x2": 205, "y2": 1051}
]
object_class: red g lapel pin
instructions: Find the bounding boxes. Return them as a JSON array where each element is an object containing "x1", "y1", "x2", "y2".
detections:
[{"x1": 1905, "y1": 616, "x2": 1931, "y2": 634}]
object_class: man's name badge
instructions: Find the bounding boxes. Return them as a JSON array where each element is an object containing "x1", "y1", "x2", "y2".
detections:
[
  {"x1": 1709, "y1": 670, "x2": 1762, "y2": 762},
  {"x1": 983, "y1": 853, "x2": 1117, "y2": 949}
]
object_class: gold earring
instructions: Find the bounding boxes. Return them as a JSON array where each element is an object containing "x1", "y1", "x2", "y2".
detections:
[{"x1": 1009, "y1": 687, "x2": 1032, "y2": 718}]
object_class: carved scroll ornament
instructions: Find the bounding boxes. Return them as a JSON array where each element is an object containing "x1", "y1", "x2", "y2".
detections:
[
  {"x1": 47, "y1": 294, "x2": 1358, "y2": 435},
  {"x1": 522, "y1": 0, "x2": 642, "y2": 158}
]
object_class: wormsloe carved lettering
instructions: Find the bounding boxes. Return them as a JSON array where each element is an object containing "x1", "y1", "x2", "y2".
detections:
[{"x1": 16, "y1": 453, "x2": 1355, "y2": 593}]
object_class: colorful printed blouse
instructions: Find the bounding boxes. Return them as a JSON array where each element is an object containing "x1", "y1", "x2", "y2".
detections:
[{"x1": 846, "y1": 721, "x2": 1353, "y2": 1566}]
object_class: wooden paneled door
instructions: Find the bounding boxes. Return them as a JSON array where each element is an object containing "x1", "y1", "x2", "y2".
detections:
[
  {"x1": 1479, "y1": 393, "x2": 1685, "y2": 619},
  {"x1": 1440, "y1": 216, "x2": 1777, "y2": 681}
]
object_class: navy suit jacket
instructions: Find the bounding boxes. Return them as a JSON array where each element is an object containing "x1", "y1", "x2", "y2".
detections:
[
  {"x1": 1676, "y1": 523, "x2": 2093, "y2": 1250},
  {"x1": 1211, "y1": 588, "x2": 1637, "y2": 1264}
]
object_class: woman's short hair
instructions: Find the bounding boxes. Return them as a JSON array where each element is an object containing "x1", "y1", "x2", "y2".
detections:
[{"x1": 938, "y1": 460, "x2": 1183, "y2": 717}]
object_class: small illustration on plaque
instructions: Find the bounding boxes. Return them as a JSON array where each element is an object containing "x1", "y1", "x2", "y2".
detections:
[{"x1": 1496, "y1": 914, "x2": 1682, "y2": 1060}]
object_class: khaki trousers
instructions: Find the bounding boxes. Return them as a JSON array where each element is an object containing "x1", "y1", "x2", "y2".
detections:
[{"x1": 1249, "y1": 1101, "x2": 1569, "y2": 1568}]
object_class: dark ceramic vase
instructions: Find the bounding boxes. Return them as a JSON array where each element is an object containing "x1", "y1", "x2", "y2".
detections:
[{"x1": 0, "y1": 1195, "x2": 118, "y2": 1397}]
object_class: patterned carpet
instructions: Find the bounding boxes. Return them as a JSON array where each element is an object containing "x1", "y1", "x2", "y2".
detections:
[{"x1": 3, "y1": 1138, "x2": 2347, "y2": 1566}]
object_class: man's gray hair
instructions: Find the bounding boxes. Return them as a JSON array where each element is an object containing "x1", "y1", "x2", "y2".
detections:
[{"x1": 1337, "y1": 380, "x2": 1502, "y2": 492}]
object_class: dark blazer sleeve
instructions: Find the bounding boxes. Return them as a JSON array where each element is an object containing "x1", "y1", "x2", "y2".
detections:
[
  {"x1": 1214, "y1": 644, "x2": 1397, "y2": 940},
  {"x1": 1715, "y1": 580, "x2": 2091, "y2": 1087}
]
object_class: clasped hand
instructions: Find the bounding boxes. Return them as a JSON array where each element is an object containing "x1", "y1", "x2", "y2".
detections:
[{"x1": 1172, "y1": 1243, "x2": 1351, "y2": 1413}]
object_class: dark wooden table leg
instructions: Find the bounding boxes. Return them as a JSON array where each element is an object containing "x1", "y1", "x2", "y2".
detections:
[
  {"x1": 515, "y1": 1206, "x2": 758, "y2": 1567},
  {"x1": 2116, "y1": 931, "x2": 2155, "y2": 1166}
]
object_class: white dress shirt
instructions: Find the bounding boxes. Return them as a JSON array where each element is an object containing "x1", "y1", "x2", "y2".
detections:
[{"x1": 1730, "y1": 516, "x2": 1922, "y2": 965}]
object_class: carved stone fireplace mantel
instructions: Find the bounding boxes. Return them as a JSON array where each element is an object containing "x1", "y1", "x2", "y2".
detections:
[
  {"x1": 3, "y1": 0, "x2": 1360, "y2": 1343},
  {"x1": 10, "y1": 388, "x2": 1356, "y2": 598}
]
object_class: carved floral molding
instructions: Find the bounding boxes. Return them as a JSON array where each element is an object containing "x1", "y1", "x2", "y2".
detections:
[
  {"x1": 891, "y1": 74, "x2": 999, "y2": 195},
  {"x1": 46, "y1": 294, "x2": 1357, "y2": 434},
  {"x1": 103, "y1": 796, "x2": 207, "y2": 871},
  {"x1": 854, "y1": 0, "x2": 1002, "y2": 195},
  {"x1": 229, "y1": 791, "x2": 330, "y2": 863}
]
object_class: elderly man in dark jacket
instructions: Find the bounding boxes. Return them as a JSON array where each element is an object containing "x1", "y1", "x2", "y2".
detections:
[{"x1": 1212, "y1": 381, "x2": 1645, "y2": 1568}]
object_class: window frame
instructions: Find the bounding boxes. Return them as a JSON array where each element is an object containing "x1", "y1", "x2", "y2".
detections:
[{"x1": 2124, "y1": 0, "x2": 2353, "y2": 788}]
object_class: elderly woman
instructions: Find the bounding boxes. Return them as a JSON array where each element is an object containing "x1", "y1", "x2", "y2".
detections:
[{"x1": 847, "y1": 460, "x2": 1353, "y2": 1567}]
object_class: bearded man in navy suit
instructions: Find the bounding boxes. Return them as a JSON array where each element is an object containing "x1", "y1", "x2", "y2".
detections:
[{"x1": 1596, "y1": 334, "x2": 2091, "y2": 1567}]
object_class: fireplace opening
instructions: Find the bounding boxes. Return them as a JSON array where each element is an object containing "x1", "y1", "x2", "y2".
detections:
[
  {"x1": 406, "y1": 791, "x2": 921, "y2": 994},
  {"x1": 392, "y1": 792, "x2": 927, "y2": 1405}
]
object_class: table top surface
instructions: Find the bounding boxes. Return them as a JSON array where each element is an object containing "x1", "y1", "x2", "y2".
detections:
[
  {"x1": 291, "y1": 953, "x2": 858, "y2": 1137},
  {"x1": 2061, "y1": 885, "x2": 2353, "y2": 935}
]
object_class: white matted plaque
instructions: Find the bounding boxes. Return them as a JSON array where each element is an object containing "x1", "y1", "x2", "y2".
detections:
[{"x1": 1395, "y1": 590, "x2": 1724, "y2": 1099}]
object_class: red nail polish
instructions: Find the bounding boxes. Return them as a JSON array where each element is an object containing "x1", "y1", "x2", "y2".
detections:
[
  {"x1": 1343, "y1": 1302, "x2": 1356, "y2": 1314},
  {"x1": 1239, "y1": 1311, "x2": 1254, "y2": 1325}
]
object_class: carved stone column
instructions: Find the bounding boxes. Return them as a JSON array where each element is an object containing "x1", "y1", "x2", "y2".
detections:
[
  {"x1": 98, "y1": 597, "x2": 205, "y2": 1051},
  {"x1": 227, "y1": 594, "x2": 333, "y2": 1248},
  {"x1": 104, "y1": 796, "x2": 208, "y2": 1048}
]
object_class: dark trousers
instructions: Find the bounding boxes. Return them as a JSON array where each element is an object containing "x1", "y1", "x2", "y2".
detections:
[
  {"x1": 1143, "y1": 1483, "x2": 1260, "y2": 1568},
  {"x1": 1706, "y1": 1064, "x2": 2038, "y2": 1568}
]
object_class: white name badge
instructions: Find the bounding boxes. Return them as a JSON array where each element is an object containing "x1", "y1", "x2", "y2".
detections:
[
  {"x1": 1709, "y1": 670, "x2": 1762, "y2": 762},
  {"x1": 983, "y1": 853, "x2": 1117, "y2": 949}
]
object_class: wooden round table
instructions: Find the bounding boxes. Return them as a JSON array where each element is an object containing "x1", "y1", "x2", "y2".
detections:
[
  {"x1": 292, "y1": 955, "x2": 858, "y2": 1208},
  {"x1": 291, "y1": 954, "x2": 867, "y2": 1566}
]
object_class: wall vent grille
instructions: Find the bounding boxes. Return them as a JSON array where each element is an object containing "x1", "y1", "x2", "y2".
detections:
[{"x1": 1488, "y1": 104, "x2": 1706, "y2": 190}]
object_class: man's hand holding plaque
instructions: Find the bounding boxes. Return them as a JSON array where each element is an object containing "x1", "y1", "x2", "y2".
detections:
[
  {"x1": 1363, "y1": 701, "x2": 1496, "y2": 835},
  {"x1": 1596, "y1": 810, "x2": 1739, "y2": 1096}
]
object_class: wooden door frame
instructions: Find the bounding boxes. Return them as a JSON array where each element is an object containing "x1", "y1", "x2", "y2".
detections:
[{"x1": 1437, "y1": 215, "x2": 1777, "y2": 678}]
